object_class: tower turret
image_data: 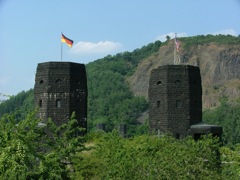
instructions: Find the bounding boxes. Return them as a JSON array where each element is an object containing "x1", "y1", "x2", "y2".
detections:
[
  {"x1": 34, "y1": 62, "x2": 87, "y2": 134},
  {"x1": 149, "y1": 65, "x2": 202, "y2": 138}
]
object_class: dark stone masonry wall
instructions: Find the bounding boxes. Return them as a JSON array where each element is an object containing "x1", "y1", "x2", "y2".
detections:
[
  {"x1": 149, "y1": 65, "x2": 202, "y2": 138},
  {"x1": 34, "y1": 62, "x2": 87, "y2": 133}
]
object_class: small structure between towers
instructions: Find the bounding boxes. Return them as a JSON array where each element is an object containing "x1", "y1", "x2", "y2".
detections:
[
  {"x1": 34, "y1": 62, "x2": 87, "y2": 134},
  {"x1": 148, "y1": 65, "x2": 222, "y2": 139}
]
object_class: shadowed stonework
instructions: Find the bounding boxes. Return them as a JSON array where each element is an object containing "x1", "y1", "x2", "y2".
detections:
[
  {"x1": 34, "y1": 62, "x2": 87, "y2": 134},
  {"x1": 149, "y1": 65, "x2": 222, "y2": 139}
]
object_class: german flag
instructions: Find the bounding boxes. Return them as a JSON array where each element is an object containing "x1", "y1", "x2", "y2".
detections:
[{"x1": 61, "y1": 34, "x2": 73, "y2": 47}]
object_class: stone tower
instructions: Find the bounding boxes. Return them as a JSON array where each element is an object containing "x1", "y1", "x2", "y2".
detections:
[
  {"x1": 149, "y1": 65, "x2": 202, "y2": 138},
  {"x1": 34, "y1": 62, "x2": 87, "y2": 133}
]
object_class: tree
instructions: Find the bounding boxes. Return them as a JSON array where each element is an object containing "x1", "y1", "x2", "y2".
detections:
[
  {"x1": 0, "y1": 111, "x2": 87, "y2": 179},
  {"x1": 0, "y1": 111, "x2": 45, "y2": 179},
  {"x1": 166, "y1": 35, "x2": 171, "y2": 42},
  {"x1": 203, "y1": 98, "x2": 240, "y2": 145},
  {"x1": 221, "y1": 145, "x2": 240, "y2": 179},
  {"x1": 77, "y1": 132, "x2": 222, "y2": 179}
]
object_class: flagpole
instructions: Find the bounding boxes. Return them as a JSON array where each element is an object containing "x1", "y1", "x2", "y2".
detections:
[
  {"x1": 174, "y1": 33, "x2": 181, "y2": 65},
  {"x1": 61, "y1": 32, "x2": 63, "y2": 62},
  {"x1": 61, "y1": 42, "x2": 62, "y2": 62},
  {"x1": 174, "y1": 33, "x2": 176, "y2": 65}
]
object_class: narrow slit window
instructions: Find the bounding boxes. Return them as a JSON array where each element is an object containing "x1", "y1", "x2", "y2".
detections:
[
  {"x1": 176, "y1": 133, "x2": 180, "y2": 139},
  {"x1": 175, "y1": 80, "x2": 181, "y2": 86},
  {"x1": 157, "y1": 100, "x2": 161, "y2": 108},
  {"x1": 39, "y1": 100, "x2": 42, "y2": 107},
  {"x1": 193, "y1": 100, "x2": 197, "y2": 105},
  {"x1": 176, "y1": 100, "x2": 182, "y2": 108},
  {"x1": 56, "y1": 100, "x2": 61, "y2": 108},
  {"x1": 77, "y1": 80, "x2": 81, "y2": 85}
]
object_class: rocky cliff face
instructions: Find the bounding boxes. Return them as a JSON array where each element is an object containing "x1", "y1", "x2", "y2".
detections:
[{"x1": 127, "y1": 41, "x2": 240, "y2": 110}]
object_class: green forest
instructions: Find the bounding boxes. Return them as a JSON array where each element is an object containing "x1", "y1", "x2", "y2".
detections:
[{"x1": 1, "y1": 34, "x2": 240, "y2": 178}]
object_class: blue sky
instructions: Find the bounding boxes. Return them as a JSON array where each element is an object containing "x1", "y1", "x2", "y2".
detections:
[{"x1": 0, "y1": 0, "x2": 240, "y2": 97}]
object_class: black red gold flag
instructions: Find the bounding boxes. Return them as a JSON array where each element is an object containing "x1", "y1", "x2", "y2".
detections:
[{"x1": 61, "y1": 34, "x2": 73, "y2": 47}]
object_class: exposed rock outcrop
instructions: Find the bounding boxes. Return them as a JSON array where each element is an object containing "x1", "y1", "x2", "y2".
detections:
[{"x1": 127, "y1": 41, "x2": 240, "y2": 110}]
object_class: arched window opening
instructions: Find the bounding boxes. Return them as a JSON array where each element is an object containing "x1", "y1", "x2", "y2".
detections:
[
  {"x1": 175, "y1": 80, "x2": 181, "y2": 85},
  {"x1": 157, "y1": 100, "x2": 161, "y2": 108},
  {"x1": 40, "y1": 80, "x2": 44, "y2": 84},
  {"x1": 156, "y1": 81, "x2": 162, "y2": 85},
  {"x1": 175, "y1": 133, "x2": 180, "y2": 139},
  {"x1": 55, "y1": 79, "x2": 62, "y2": 83}
]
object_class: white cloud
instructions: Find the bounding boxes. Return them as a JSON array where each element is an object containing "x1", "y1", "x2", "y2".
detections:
[
  {"x1": 0, "y1": 76, "x2": 12, "y2": 98},
  {"x1": 70, "y1": 41, "x2": 122, "y2": 55},
  {"x1": 0, "y1": 76, "x2": 11, "y2": 86},
  {"x1": 155, "y1": 32, "x2": 188, "y2": 42},
  {"x1": 209, "y1": 29, "x2": 238, "y2": 36}
]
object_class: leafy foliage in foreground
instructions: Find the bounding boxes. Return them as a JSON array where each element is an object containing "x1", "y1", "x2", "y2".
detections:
[
  {"x1": 78, "y1": 131, "x2": 240, "y2": 180},
  {"x1": 77, "y1": 131, "x2": 222, "y2": 179},
  {"x1": 1, "y1": 111, "x2": 240, "y2": 179},
  {"x1": 0, "y1": 111, "x2": 86, "y2": 179}
]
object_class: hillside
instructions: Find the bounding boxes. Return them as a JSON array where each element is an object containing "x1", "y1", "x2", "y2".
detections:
[
  {"x1": 1, "y1": 34, "x2": 240, "y2": 137},
  {"x1": 127, "y1": 35, "x2": 240, "y2": 110}
]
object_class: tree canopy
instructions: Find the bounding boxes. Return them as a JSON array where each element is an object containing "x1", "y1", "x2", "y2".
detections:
[{"x1": 0, "y1": 110, "x2": 240, "y2": 179}]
